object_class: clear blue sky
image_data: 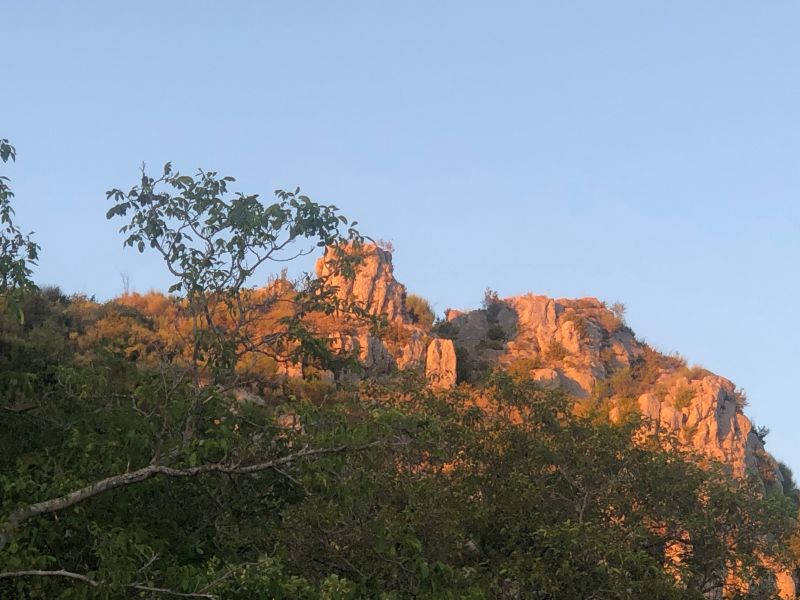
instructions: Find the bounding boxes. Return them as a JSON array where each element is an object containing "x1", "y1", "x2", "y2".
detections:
[{"x1": 4, "y1": 2, "x2": 800, "y2": 471}]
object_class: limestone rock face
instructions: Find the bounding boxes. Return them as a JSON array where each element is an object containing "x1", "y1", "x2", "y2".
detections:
[
  {"x1": 443, "y1": 293, "x2": 781, "y2": 486},
  {"x1": 313, "y1": 244, "x2": 434, "y2": 376},
  {"x1": 426, "y1": 338, "x2": 457, "y2": 389},
  {"x1": 773, "y1": 565, "x2": 797, "y2": 600},
  {"x1": 634, "y1": 374, "x2": 780, "y2": 482},
  {"x1": 330, "y1": 332, "x2": 396, "y2": 377},
  {"x1": 358, "y1": 334, "x2": 395, "y2": 375},
  {"x1": 397, "y1": 331, "x2": 426, "y2": 370},
  {"x1": 316, "y1": 244, "x2": 409, "y2": 323},
  {"x1": 448, "y1": 295, "x2": 635, "y2": 398}
]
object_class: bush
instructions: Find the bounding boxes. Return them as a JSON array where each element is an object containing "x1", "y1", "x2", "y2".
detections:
[
  {"x1": 733, "y1": 387, "x2": 748, "y2": 413},
  {"x1": 482, "y1": 287, "x2": 500, "y2": 310},
  {"x1": 486, "y1": 323, "x2": 506, "y2": 341},
  {"x1": 505, "y1": 357, "x2": 543, "y2": 381},
  {"x1": 778, "y1": 461, "x2": 799, "y2": 502},
  {"x1": 610, "y1": 301, "x2": 627, "y2": 323},
  {"x1": 672, "y1": 386, "x2": 695, "y2": 410},
  {"x1": 432, "y1": 320, "x2": 459, "y2": 340},
  {"x1": 544, "y1": 340, "x2": 568, "y2": 362},
  {"x1": 405, "y1": 293, "x2": 435, "y2": 330}
]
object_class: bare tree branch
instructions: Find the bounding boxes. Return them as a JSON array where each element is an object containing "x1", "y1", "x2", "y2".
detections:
[
  {"x1": 0, "y1": 443, "x2": 372, "y2": 551},
  {"x1": 128, "y1": 583, "x2": 216, "y2": 598},
  {"x1": 0, "y1": 569, "x2": 98, "y2": 586}
]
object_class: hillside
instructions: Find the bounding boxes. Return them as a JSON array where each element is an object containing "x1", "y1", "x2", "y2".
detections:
[{"x1": 1, "y1": 242, "x2": 799, "y2": 599}]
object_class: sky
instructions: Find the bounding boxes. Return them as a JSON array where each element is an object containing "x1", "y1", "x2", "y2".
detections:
[{"x1": 4, "y1": 2, "x2": 800, "y2": 470}]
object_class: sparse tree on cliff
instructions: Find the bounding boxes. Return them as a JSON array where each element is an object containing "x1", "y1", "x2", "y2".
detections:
[{"x1": 105, "y1": 164, "x2": 369, "y2": 385}]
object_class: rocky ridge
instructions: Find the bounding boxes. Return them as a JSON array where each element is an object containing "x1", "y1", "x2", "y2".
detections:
[{"x1": 317, "y1": 244, "x2": 782, "y2": 489}]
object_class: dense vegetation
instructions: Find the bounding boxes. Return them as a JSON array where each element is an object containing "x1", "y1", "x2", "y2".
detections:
[{"x1": 1, "y1": 142, "x2": 799, "y2": 598}]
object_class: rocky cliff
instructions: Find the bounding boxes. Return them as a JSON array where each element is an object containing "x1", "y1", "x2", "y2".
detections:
[{"x1": 318, "y1": 244, "x2": 783, "y2": 491}]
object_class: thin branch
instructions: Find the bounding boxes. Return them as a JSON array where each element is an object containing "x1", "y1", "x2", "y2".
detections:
[
  {"x1": 0, "y1": 569, "x2": 98, "y2": 586},
  {"x1": 128, "y1": 583, "x2": 216, "y2": 598}
]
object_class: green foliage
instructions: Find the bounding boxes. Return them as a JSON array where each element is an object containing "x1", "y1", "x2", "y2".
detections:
[
  {"x1": 405, "y1": 293, "x2": 435, "y2": 330},
  {"x1": 779, "y1": 461, "x2": 799, "y2": 503},
  {"x1": 595, "y1": 345, "x2": 680, "y2": 402},
  {"x1": 505, "y1": 356, "x2": 543, "y2": 381},
  {"x1": 0, "y1": 139, "x2": 40, "y2": 296},
  {"x1": 485, "y1": 323, "x2": 506, "y2": 341}
]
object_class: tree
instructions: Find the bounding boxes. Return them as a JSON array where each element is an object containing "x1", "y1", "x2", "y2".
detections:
[
  {"x1": 0, "y1": 139, "x2": 39, "y2": 295},
  {"x1": 105, "y1": 164, "x2": 369, "y2": 386},
  {"x1": 610, "y1": 301, "x2": 627, "y2": 324}
]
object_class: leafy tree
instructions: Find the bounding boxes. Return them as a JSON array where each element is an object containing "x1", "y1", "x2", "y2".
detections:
[
  {"x1": 0, "y1": 139, "x2": 39, "y2": 295},
  {"x1": 105, "y1": 164, "x2": 369, "y2": 385}
]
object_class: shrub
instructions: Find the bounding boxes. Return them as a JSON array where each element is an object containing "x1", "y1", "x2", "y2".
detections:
[
  {"x1": 613, "y1": 396, "x2": 640, "y2": 423},
  {"x1": 486, "y1": 323, "x2": 506, "y2": 341},
  {"x1": 455, "y1": 346, "x2": 472, "y2": 383},
  {"x1": 478, "y1": 339, "x2": 505, "y2": 351},
  {"x1": 733, "y1": 387, "x2": 748, "y2": 413},
  {"x1": 678, "y1": 364, "x2": 712, "y2": 381},
  {"x1": 505, "y1": 357, "x2": 543, "y2": 381},
  {"x1": 382, "y1": 322, "x2": 414, "y2": 346},
  {"x1": 778, "y1": 462, "x2": 799, "y2": 502},
  {"x1": 754, "y1": 424, "x2": 770, "y2": 444},
  {"x1": 610, "y1": 301, "x2": 627, "y2": 323},
  {"x1": 594, "y1": 367, "x2": 637, "y2": 400},
  {"x1": 595, "y1": 310, "x2": 627, "y2": 334},
  {"x1": 482, "y1": 287, "x2": 500, "y2": 310},
  {"x1": 544, "y1": 340, "x2": 568, "y2": 362},
  {"x1": 432, "y1": 320, "x2": 459, "y2": 340},
  {"x1": 672, "y1": 386, "x2": 696, "y2": 410},
  {"x1": 405, "y1": 293, "x2": 435, "y2": 330}
]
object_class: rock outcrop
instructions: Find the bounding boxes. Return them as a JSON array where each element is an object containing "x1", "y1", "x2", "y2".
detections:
[
  {"x1": 316, "y1": 244, "x2": 409, "y2": 323},
  {"x1": 442, "y1": 294, "x2": 782, "y2": 486},
  {"x1": 425, "y1": 338, "x2": 457, "y2": 389}
]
